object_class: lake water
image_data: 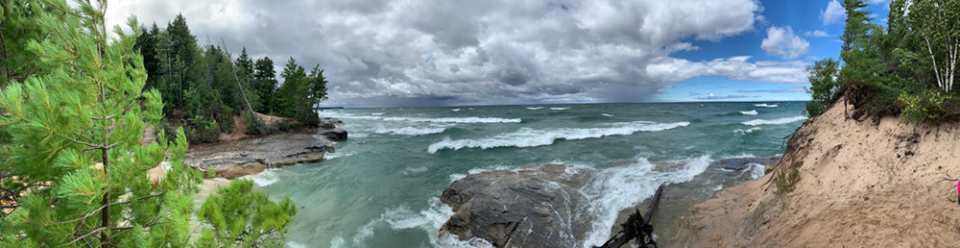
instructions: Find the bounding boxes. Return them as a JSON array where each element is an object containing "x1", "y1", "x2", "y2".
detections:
[{"x1": 245, "y1": 102, "x2": 805, "y2": 247}]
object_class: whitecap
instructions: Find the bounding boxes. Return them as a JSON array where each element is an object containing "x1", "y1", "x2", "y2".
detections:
[
  {"x1": 452, "y1": 108, "x2": 461, "y2": 112},
  {"x1": 742, "y1": 116, "x2": 806, "y2": 126},
  {"x1": 324, "y1": 151, "x2": 354, "y2": 160},
  {"x1": 748, "y1": 163, "x2": 766, "y2": 179},
  {"x1": 740, "y1": 110, "x2": 758, "y2": 116},
  {"x1": 427, "y1": 121, "x2": 689, "y2": 153},
  {"x1": 601, "y1": 113, "x2": 614, "y2": 117},
  {"x1": 753, "y1": 103, "x2": 778, "y2": 108},
  {"x1": 550, "y1": 107, "x2": 570, "y2": 110},
  {"x1": 371, "y1": 112, "x2": 384, "y2": 116},
  {"x1": 383, "y1": 116, "x2": 521, "y2": 124},
  {"x1": 375, "y1": 126, "x2": 446, "y2": 136},
  {"x1": 527, "y1": 107, "x2": 543, "y2": 110},
  {"x1": 733, "y1": 127, "x2": 762, "y2": 135},
  {"x1": 581, "y1": 155, "x2": 712, "y2": 247},
  {"x1": 239, "y1": 168, "x2": 280, "y2": 187}
]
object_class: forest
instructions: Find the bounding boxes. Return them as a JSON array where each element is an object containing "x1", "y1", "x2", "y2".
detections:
[{"x1": 805, "y1": 0, "x2": 960, "y2": 125}]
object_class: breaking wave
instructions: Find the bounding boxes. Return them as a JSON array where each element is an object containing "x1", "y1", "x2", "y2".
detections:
[
  {"x1": 742, "y1": 116, "x2": 806, "y2": 126},
  {"x1": 338, "y1": 114, "x2": 521, "y2": 124},
  {"x1": 754, "y1": 103, "x2": 778, "y2": 108},
  {"x1": 550, "y1": 107, "x2": 570, "y2": 110},
  {"x1": 733, "y1": 127, "x2": 762, "y2": 135},
  {"x1": 427, "y1": 121, "x2": 689, "y2": 153},
  {"x1": 740, "y1": 110, "x2": 758, "y2": 116},
  {"x1": 375, "y1": 126, "x2": 447, "y2": 136},
  {"x1": 527, "y1": 107, "x2": 543, "y2": 110}
]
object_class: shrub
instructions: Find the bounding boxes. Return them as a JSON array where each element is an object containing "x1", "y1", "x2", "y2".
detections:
[
  {"x1": 898, "y1": 89, "x2": 957, "y2": 125},
  {"x1": 775, "y1": 162, "x2": 801, "y2": 194}
]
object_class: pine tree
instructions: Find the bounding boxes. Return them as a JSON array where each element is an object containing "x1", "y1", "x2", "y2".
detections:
[
  {"x1": 0, "y1": 1, "x2": 200, "y2": 246},
  {"x1": 254, "y1": 57, "x2": 278, "y2": 113},
  {"x1": 0, "y1": 0, "x2": 48, "y2": 84},
  {"x1": 277, "y1": 57, "x2": 307, "y2": 119}
]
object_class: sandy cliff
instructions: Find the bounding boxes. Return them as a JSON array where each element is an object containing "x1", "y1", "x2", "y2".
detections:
[{"x1": 673, "y1": 100, "x2": 960, "y2": 247}]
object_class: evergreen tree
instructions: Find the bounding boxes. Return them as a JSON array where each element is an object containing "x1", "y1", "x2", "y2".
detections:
[
  {"x1": 277, "y1": 57, "x2": 307, "y2": 119},
  {"x1": 254, "y1": 57, "x2": 278, "y2": 113},
  {"x1": 135, "y1": 23, "x2": 161, "y2": 91},
  {"x1": 805, "y1": 59, "x2": 841, "y2": 116},
  {"x1": 0, "y1": 0, "x2": 47, "y2": 84},
  {"x1": 0, "y1": 1, "x2": 199, "y2": 246}
]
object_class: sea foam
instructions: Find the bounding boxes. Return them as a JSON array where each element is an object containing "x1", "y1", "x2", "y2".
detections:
[
  {"x1": 427, "y1": 121, "x2": 690, "y2": 153},
  {"x1": 375, "y1": 126, "x2": 447, "y2": 136},
  {"x1": 581, "y1": 155, "x2": 712, "y2": 247},
  {"x1": 742, "y1": 116, "x2": 806, "y2": 126},
  {"x1": 550, "y1": 107, "x2": 570, "y2": 110},
  {"x1": 338, "y1": 114, "x2": 521, "y2": 124},
  {"x1": 733, "y1": 127, "x2": 762, "y2": 135},
  {"x1": 527, "y1": 107, "x2": 543, "y2": 110},
  {"x1": 754, "y1": 103, "x2": 778, "y2": 108},
  {"x1": 740, "y1": 110, "x2": 758, "y2": 115}
]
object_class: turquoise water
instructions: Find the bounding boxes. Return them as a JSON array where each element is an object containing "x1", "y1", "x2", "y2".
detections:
[{"x1": 248, "y1": 102, "x2": 805, "y2": 247}]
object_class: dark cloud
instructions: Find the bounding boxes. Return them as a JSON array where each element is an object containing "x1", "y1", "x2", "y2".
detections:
[{"x1": 106, "y1": 0, "x2": 809, "y2": 107}]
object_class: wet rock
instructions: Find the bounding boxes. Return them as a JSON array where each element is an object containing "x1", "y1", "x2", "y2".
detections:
[
  {"x1": 185, "y1": 131, "x2": 335, "y2": 179},
  {"x1": 319, "y1": 128, "x2": 348, "y2": 141},
  {"x1": 440, "y1": 164, "x2": 594, "y2": 248},
  {"x1": 709, "y1": 157, "x2": 779, "y2": 176},
  {"x1": 319, "y1": 117, "x2": 344, "y2": 129}
]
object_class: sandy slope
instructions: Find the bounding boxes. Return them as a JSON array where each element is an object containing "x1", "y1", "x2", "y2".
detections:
[{"x1": 672, "y1": 100, "x2": 960, "y2": 247}]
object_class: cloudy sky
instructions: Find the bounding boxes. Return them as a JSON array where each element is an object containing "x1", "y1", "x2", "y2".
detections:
[{"x1": 104, "y1": 0, "x2": 892, "y2": 107}]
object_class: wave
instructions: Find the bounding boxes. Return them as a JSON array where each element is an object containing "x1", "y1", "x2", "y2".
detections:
[
  {"x1": 550, "y1": 107, "x2": 570, "y2": 110},
  {"x1": 748, "y1": 163, "x2": 766, "y2": 179},
  {"x1": 452, "y1": 108, "x2": 461, "y2": 112},
  {"x1": 742, "y1": 116, "x2": 806, "y2": 126},
  {"x1": 527, "y1": 107, "x2": 543, "y2": 110},
  {"x1": 371, "y1": 112, "x2": 384, "y2": 116},
  {"x1": 581, "y1": 156, "x2": 712, "y2": 247},
  {"x1": 740, "y1": 110, "x2": 758, "y2": 116},
  {"x1": 334, "y1": 197, "x2": 495, "y2": 248},
  {"x1": 375, "y1": 126, "x2": 447, "y2": 136},
  {"x1": 323, "y1": 151, "x2": 354, "y2": 160},
  {"x1": 427, "y1": 121, "x2": 690, "y2": 153},
  {"x1": 338, "y1": 115, "x2": 521, "y2": 124},
  {"x1": 754, "y1": 103, "x2": 778, "y2": 108},
  {"x1": 733, "y1": 127, "x2": 761, "y2": 135},
  {"x1": 601, "y1": 113, "x2": 614, "y2": 117},
  {"x1": 239, "y1": 168, "x2": 280, "y2": 187}
]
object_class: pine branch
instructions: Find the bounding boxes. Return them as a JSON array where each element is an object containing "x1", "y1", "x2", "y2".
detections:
[{"x1": 47, "y1": 191, "x2": 166, "y2": 227}]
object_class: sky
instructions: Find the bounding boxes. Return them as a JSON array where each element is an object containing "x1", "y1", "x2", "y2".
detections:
[{"x1": 103, "y1": 0, "x2": 893, "y2": 107}]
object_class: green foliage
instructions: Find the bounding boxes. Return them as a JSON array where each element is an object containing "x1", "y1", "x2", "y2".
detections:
[
  {"x1": 904, "y1": 0, "x2": 960, "y2": 93},
  {"x1": 805, "y1": 59, "x2": 841, "y2": 116},
  {"x1": 898, "y1": 90, "x2": 958, "y2": 125},
  {"x1": 0, "y1": 1, "x2": 201, "y2": 246},
  {"x1": 196, "y1": 179, "x2": 297, "y2": 248},
  {"x1": 276, "y1": 58, "x2": 326, "y2": 126},
  {"x1": 775, "y1": 162, "x2": 801, "y2": 194},
  {"x1": 0, "y1": 0, "x2": 47, "y2": 83},
  {"x1": 254, "y1": 57, "x2": 279, "y2": 113},
  {"x1": 1, "y1": 1, "x2": 298, "y2": 247}
]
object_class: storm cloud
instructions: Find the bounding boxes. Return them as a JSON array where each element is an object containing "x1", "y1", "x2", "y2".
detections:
[{"x1": 106, "y1": 0, "x2": 809, "y2": 107}]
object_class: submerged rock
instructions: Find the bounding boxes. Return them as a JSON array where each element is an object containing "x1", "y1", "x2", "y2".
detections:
[
  {"x1": 440, "y1": 164, "x2": 594, "y2": 248},
  {"x1": 185, "y1": 131, "x2": 335, "y2": 179}
]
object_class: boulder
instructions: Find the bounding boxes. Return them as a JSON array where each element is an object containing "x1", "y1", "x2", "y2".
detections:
[
  {"x1": 319, "y1": 128, "x2": 348, "y2": 141},
  {"x1": 440, "y1": 164, "x2": 594, "y2": 248},
  {"x1": 319, "y1": 117, "x2": 344, "y2": 129}
]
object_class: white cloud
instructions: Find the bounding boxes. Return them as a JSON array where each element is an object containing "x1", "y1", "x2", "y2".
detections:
[
  {"x1": 103, "y1": 0, "x2": 809, "y2": 107},
  {"x1": 761, "y1": 26, "x2": 810, "y2": 59},
  {"x1": 822, "y1": 0, "x2": 846, "y2": 25},
  {"x1": 802, "y1": 30, "x2": 830, "y2": 37}
]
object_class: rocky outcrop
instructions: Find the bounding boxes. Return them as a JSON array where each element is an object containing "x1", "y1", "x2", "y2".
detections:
[
  {"x1": 318, "y1": 117, "x2": 348, "y2": 141},
  {"x1": 440, "y1": 164, "x2": 594, "y2": 248},
  {"x1": 185, "y1": 131, "x2": 335, "y2": 179}
]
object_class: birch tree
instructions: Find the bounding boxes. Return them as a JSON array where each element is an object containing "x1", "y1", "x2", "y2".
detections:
[{"x1": 906, "y1": 0, "x2": 960, "y2": 92}]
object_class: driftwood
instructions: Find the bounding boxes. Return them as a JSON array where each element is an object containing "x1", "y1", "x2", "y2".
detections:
[{"x1": 595, "y1": 185, "x2": 663, "y2": 248}]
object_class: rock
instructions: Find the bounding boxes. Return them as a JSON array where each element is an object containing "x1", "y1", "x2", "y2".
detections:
[
  {"x1": 185, "y1": 131, "x2": 336, "y2": 179},
  {"x1": 709, "y1": 156, "x2": 778, "y2": 176},
  {"x1": 440, "y1": 164, "x2": 594, "y2": 248},
  {"x1": 319, "y1": 128, "x2": 348, "y2": 141},
  {"x1": 319, "y1": 117, "x2": 344, "y2": 129}
]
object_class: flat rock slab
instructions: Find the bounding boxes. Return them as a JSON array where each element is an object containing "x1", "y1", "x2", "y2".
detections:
[{"x1": 185, "y1": 131, "x2": 335, "y2": 179}]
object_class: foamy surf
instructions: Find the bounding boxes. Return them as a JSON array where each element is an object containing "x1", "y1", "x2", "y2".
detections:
[
  {"x1": 742, "y1": 116, "x2": 806, "y2": 126},
  {"x1": 581, "y1": 155, "x2": 712, "y2": 247},
  {"x1": 734, "y1": 127, "x2": 762, "y2": 135},
  {"x1": 740, "y1": 110, "x2": 758, "y2": 115},
  {"x1": 754, "y1": 103, "x2": 778, "y2": 108},
  {"x1": 527, "y1": 107, "x2": 543, "y2": 110},
  {"x1": 239, "y1": 168, "x2": 280, "y2": 187},
  {"x1": 336, "y1": 114, "x2": 521, "y2": 124},
  {"x1": 427, "y1": 121, "x2": 690, "y2": 153},
  {"x1": 550, "y1": 107, "x2": 570, "y2": 110},
  {"x1": 375, "y1": 126, "x2": 447, "y2": 136}
]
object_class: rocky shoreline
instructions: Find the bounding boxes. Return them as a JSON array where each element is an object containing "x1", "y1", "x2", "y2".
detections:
[
  {"x1": 438, "y1": 156, "x2": 779, "y2": 247},
  {"x1": 184, "y1": 117, "x2": 347, "y2": 179}
]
